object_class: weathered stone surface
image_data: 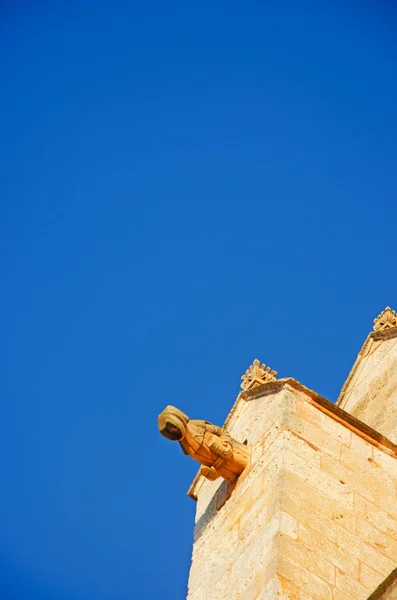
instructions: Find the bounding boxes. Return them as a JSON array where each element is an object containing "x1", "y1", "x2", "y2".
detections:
[
  {"x1": 182, "y1": 380, "x2": 397, "y2": 600},
  {"x1": 161, "y1": 311, "x2": 397, "y2": 600},
  {"x1": 337, "y1": 308, "x2": 397, "y2": 444}
]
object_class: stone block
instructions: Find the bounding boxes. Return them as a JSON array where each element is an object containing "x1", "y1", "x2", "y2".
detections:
[
  {"x1": 350, "y1": 432, "x2": 373, "y2": 460},
  {"x1": 336, "y1": 525, "x2": 396, "y2": 576},
  {"x1": 335, "y1": 568, "x2": 368, "y2": 599},
  {"x1": 296, "y1": 398, "x2": 351, "y2": 446},
  {"x1": 298, "y1": 522, "x2": 359, "y2": 578},
  {"x1": 360, "y1": 562, "x2": 387, "y2": 591},
  {"x1": 279, "y1": 533, "x2": 335, "y2": 584},
  {"x1": 332, "y1": 590, "x2": 353, "y2": 600},
  {"x1": 340, "y1": 446, "x2": 396, "y2": 496},
  {"x1": 278, "y1": 555, "x2": 332, "y2": 600},
  {"x1": 280, "y1": 511, "x2": 298, "y2": 540},
  {"x1": 281, "y1": 490, "x2": 337, "y2": 541},
  {"x1": 365, "y1": 501, "x2": 397, "y2": 539},
  {"x1": 373, "y1": 448, "x2": 397, "y2": 480},
  {"x1": 283, "y1": 469, "x2": 356, "y2": 532},
  {"x1": 285, "y1": 450, "x2": 354, "y2": 508},
  {"x1": 321, "y1": 453, "x2": 379, "y2": 504},
  {"x1": 285, "y1": 412, "x2": 341, "y2": 460},
  {"x1": 357, "y1": 518, "x2": 397, "y2": 562}
]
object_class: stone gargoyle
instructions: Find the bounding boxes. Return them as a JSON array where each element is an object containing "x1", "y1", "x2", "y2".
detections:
[{"x1": 158, "y1": 405, "x2": 249, "y2": 483}]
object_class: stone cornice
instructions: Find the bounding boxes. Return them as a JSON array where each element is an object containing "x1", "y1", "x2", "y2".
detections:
[{"x1": 187, "y1": 377, "x2": 397, "y2": 500}]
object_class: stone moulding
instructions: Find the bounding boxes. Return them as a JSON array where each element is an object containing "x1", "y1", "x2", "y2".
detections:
[{"x1": 187, "y1": 377, "x2": 397, "y2": 500}]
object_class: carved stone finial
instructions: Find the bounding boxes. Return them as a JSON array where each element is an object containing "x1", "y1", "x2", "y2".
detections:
[
  {"x1": 158, "y1": 405, "x2": 249, "y2": 483},
  {"x1": 373, "y1": 307, "x2": 397, "y2": 331},
  {"x1": 241, "y1": 359, "x2": 277, "y2": 391}
]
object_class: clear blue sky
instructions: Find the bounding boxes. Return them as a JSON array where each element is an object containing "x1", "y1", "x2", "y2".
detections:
[{"x1": 1, "y1": 1, "x2": 397, "y2": 598}]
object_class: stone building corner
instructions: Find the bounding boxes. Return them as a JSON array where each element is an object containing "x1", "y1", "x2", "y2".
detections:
[{"x1": 161, "y1": 308, "x2": 397, "y2": 600}]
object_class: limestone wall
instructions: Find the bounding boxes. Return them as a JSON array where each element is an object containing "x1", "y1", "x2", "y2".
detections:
[
  {"x1": 337, "y1": 330, "x2": 397, "y2": 443},
  {"x1": 187, "y1": 381, "x2": 397, "y2": 600}
]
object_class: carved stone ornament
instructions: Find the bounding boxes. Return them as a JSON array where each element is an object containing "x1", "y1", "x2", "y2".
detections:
[
  {"x1": 158, "y1": 406, "x2": 249, "y2": 483},
  {"x1": 373, "y1": 307, "x2": 397, "y2": 331},
  {"x1": 241, "y1": 359, "x2": 277, "y2": 391}
]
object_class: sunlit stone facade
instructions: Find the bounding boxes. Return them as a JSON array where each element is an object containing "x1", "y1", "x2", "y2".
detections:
[{"x1": 172, "y1": 308, "x2": 397, "y2": 599}]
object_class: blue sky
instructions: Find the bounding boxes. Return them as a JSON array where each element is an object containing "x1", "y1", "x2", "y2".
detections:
[{"x1": 1, "y1": 1, "x2": 397, "y2": 598}]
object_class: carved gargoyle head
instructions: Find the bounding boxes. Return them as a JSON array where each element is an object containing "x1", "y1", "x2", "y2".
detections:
[{"x1": 158, "y1": 405, "x2": 189, "y2": 441}]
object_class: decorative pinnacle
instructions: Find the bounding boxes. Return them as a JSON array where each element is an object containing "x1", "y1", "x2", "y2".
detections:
[
  {"x1": 373, "y1": 307, "x2": 397, "y2": 332},
  {"x1": 241, "y1": 359, "x2": 277, "y2": 391}
]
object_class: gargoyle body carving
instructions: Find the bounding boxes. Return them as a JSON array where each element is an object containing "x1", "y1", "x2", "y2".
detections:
[{"x1": 158, "y1": 405, "x2": 249, "y2": 483}]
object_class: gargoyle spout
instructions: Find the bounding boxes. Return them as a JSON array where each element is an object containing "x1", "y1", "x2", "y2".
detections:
[{"x1": 158, "y1": 405, "x2": 249, "y2": 483}]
